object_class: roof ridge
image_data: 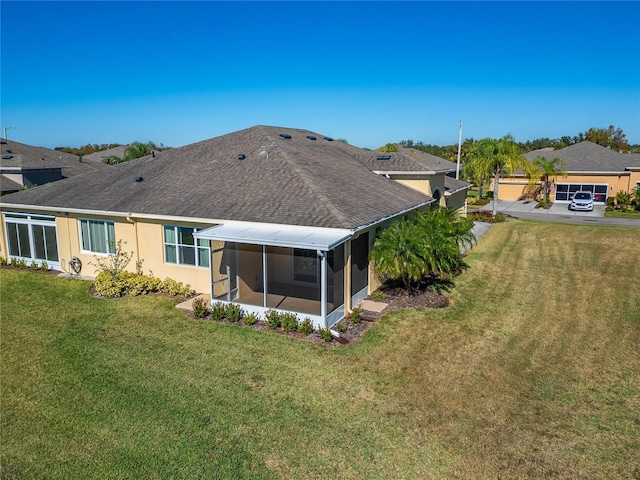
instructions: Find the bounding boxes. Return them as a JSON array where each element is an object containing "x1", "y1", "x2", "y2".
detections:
[{"x1": 259, "y1": 126, "x2": 354, "y2": 228}]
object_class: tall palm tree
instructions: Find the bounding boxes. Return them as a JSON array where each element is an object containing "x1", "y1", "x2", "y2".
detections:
[
  {"x1": 465, "y1": 135, "x2": 534, "y2": 216},
  {"x1": 533, "y1": 156, "x2": 566, "y2": 202}
]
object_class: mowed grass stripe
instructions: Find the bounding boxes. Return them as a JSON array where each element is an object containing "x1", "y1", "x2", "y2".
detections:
[{"x1": 1, "y1": 220, "x2": 639, "y2": 478}]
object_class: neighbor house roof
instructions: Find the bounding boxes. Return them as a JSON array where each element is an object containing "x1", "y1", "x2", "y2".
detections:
[
  {"x1": 81, "y1": 145, "x2": 129, "y2": 163},
  {"x1": 524, "y1": 141, "x2": 640, "y2": 173},
  {"x1": 0, "y1": 139, "x2": 108, "y2": 177},
  {"x1": 354, "y1": 145, "x2": 455, "y2": 174},
  {"x1": 1, "y1": 125, "x2": 434, "y2": 230},
  {"x1": 444, "y1": 176, "x2": 472, "y2": 195},
  {"x1": 0, "y1": 176, "x2": 23, "y2": 193}
]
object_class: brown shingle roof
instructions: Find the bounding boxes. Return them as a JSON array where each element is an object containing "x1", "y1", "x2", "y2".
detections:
[
  {"x1": 354, "y1": 145, "x2": 455, "y2": 173},
  {"x1": 1, "y1": 126, "x2": 433, "y2": 230},
  {"x1": 524, "y1": 141, "x2": 640, "y2": 172},
  {"x1": 0, "y1": 139, "x2": 108, "y2": 177}
]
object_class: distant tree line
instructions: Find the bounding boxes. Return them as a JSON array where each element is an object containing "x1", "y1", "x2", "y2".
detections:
[
  {"x1": 55, "y1": 143, "x2": 123, "y2": 156},
  {"x1": 399, "y1": 125, "x2": 638, "y2": 160},
  {"x1": 55, "y1": 141, "x2": 171, "y2": 164}
]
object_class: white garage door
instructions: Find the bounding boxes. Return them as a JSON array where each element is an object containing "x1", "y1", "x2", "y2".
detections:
[{"x1": 555, "y1": 183, "x2": 608, "y2": 204}]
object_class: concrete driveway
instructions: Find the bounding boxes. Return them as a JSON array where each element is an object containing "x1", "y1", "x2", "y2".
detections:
[
  {"x1": 480, "y1": 200, "x2": 605, "y2": 217},
  {"x1": 477, "y1": 200, "x2": 640, "y2": 226}
]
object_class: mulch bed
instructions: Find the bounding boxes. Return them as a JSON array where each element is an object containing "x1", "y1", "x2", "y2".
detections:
[
  {"x1": 4, "y1": 265, "x2": 450, "y2": 346},
  {"x1": 0, "y1": 264, "x2": 61, "y2": 276}
]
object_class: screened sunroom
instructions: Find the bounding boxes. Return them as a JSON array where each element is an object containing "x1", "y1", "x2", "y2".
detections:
[{"x1": 194, "y1": 224, "x2": 352, "y2": 328}]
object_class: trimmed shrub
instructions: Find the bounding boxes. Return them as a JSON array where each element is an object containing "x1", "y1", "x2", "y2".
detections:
[
  {"x1": 224, "y1": 303, "x2": 244, "y2": 323},
  {"x1": 94, "y1": 270, "x2": 192, "y2": 298},
  {"x1": 298, "y1": 317, "x2": 313, "y2": 336},
  {"x1": 211, "y1": 302, "x2": 226, "y2": 321},
  {"x1": 242, "y1": 313, "x2": 258, "y2": 326},
  {"x1": 265, "y1": 310, "x2": 281, "y2": 330},
  {"x1": 371, "y1": 291, "x2": 387, "y2": 301},
  {"x1": 192, "y1": 298, "x2": 210, "y2": 318},
  {"x1": 281, "y1": 312, "x2": 298, "y2": 332},
  {"x1": 160, "y1": 278, "x2": 193, "y2": 297},
  {"x1": 335, "y1": 322, "x2": 347, "y2": 333},
  {"x1": 318, "y1": 328, "x2": 333, "y2": 342},
  {"x1": 349, "y1": 307, "x2": 362, "y2": 324}
]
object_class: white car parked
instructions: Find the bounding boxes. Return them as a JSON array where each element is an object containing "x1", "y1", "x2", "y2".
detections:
[{"x1": 569, "y1": 191, "x2": 594, "y2": 211}]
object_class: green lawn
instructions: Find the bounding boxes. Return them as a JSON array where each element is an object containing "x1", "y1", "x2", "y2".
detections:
[
  {"x1": 2, "y1": 221, "x2": 639, "y2": 479},
  {"x1": 605, "y1": 209, "x2": 640, "y2": 219}
]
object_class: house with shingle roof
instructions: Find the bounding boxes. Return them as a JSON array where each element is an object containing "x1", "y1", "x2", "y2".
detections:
[
  {"x1": 0, "y1": 139, "x2": 108, "y2": 194},
  {"x1": 1, "y1": 125, "x2": 455, "y2": 328},
  {"x1": 496, "y1": 141, "x2": 640, "y2": 204},
  {"x1": 354, "y1": 144, "x2": 471, "y2": 212}
]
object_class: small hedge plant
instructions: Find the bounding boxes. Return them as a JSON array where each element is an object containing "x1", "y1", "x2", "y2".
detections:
[
  {"x1": 298, "y1": 317, "x2": 313, "y2": 336},
  {"x1": 211, "y1": 302, "x2": 226, "y2": 321},
  {"x1": 224, "y1": 303, "x2": 244, "y2": 323},
  {"x1": 469, "y1": 210, "x2": 506, "y2": 223},
  {"x1": 265, "y1": 310, "x2": 281, "y2": 330},
  {"x1": 318, "y1": 328, "x2": 333, "y2": 342},
  {"x1": 349, "y1": 307, "x2": 362, "y2": 324},
  {"x1": 280, "y1": 312, "x2": 299, "y2": 332},
  {"x1": 243, "y1": 313, "x2": 259, "y2": 326},
  {"x1": 192, "y1": 298, "x2": 210, "y2": 318},
  {"x1": 94, "y1": 270, "x2": 193, "y2": 298}
]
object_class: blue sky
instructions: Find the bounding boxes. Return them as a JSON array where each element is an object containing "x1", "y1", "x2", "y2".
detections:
[{"x1": 1, "y1": 1, "x2": 639, "y2": 150}]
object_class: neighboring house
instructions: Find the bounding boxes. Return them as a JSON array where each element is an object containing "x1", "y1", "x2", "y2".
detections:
[
  {"x1": 496, "y1": 141, "x2": 640, "y2": 204},
  {"x1": 81, "y1": 145, "x2": 129, "y2": 163},
  {"x1": 0, "y1": 139, "x2": 108, "y2": 194},
  {"x1": 1, "y1": 125, "x2": 443, "y2": 328},
  {"x1": 353, "y1": 145, "x2": 472, "y2": 213}
]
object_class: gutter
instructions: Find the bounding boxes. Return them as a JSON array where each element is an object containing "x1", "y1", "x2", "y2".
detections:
[{"x1": 373, "y1": 169, "x2": 453, "y2": 175}]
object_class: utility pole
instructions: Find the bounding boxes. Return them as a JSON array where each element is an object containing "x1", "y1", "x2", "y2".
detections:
[
  {"x1": 3, "y1": 126, "x2": 15, "y2": 140},
  {"x1": 456, "y1": 121, "x2": 463, "y2": 180}
]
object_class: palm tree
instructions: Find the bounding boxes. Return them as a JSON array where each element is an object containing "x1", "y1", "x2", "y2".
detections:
[
  {"x1": 370, "y1": 208, "x2": 472, "y2": 291},
  {"x1": 370, "y1": 220, "x2": 429, "y2": 290},
  {"x1": 533, "y1": 156, "x2": 566, "y2": 203},
  {"x1": 465, "y1": 135, "x2": 535, "y2": 216}
]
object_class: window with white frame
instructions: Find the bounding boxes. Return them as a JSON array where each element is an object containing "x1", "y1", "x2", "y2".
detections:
[
  {"x1": 163, "y1": 226, "x2": 209, "y2": 268},
  {"x1": 4, "y1": 212, "x2": 59, "y2": 264},
  {"x1": 80, "y1": 219, "x2": 116, "y2": 254}
]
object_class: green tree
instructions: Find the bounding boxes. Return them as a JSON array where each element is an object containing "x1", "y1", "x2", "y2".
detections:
[
  {"x1": 533, "y1": 156, "x2": 566, "y2": 202},
  {"x1": 370, "y1": 219, "x2": 429, "y2": 290},
  {"x1": 464, "y1": 135, "x2": 534, "y2": 216},
  {"x1": 377, "y1": 143, "x2": 400, "y2": 153},
  {"x1": 585, "y1": 125, "x2": 629, "y2": 152},
  {"x1": 370, "y1": 208, "x2": 473, "y2": 291}
]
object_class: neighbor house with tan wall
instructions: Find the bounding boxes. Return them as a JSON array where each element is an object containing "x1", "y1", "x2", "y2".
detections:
[
  {"x1": 495, "y1": 141, "x2": 640, "y2": 204},
  {"x1": 1, "y1": 126, "x2": 460, "y2": 329}
]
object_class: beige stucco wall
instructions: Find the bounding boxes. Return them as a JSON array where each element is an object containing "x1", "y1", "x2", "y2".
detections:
[
  {"x1": 496, "y1": 172, "x2": 639, "y2": 201},
  {"x1": 395, "y1": 175, "x2": 447, "y2": 207},
  {"x1": 0, "y1": 207, "x2": 213, "y2": 293},
  {"x1": 445, "y1": 190, "x2": 468, "y2": 214}
]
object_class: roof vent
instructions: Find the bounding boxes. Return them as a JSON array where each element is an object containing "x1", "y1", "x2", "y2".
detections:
[
  {"x1": 0, "y1": 140, "x2": 6, "y2": 144},
  {"x1": 377, "y1": 155, "x2": 391, "y2": 160},
  {"x1": 135, "y1": 176, "x2": 144, "y2": 182},
  {"x1": 237, "y1": 154, "x2": 245, "y2": 160},
  {"x1": 279, "y1": 133, "x2": 292, "y2": 139},
  {"x1": 5, "y1": 149, "x2": 12, "y2": 153},
  {"x1": 78, "y1": 155, "x2": 83, "y2": 163},
  {"x1": 306, "y1": 135, "x2": 317, "y2": 141},
  {"x1": 2, "y1": 155, "x2": 13, "y2": 160},
  {"x1": 324, "y1": 136, "x2": 334, "y2": 142}
]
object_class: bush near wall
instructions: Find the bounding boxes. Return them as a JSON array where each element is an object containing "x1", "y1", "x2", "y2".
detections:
[{"x1": 93, "y1": 270, "x2": 193, "y2": 298}]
